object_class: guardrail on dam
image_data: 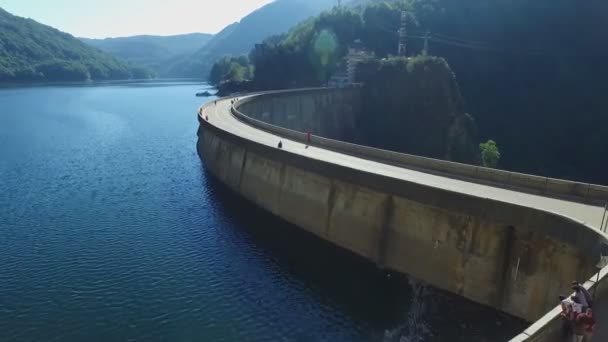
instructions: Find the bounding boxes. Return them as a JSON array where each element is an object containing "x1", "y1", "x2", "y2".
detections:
[{"x1": 197, "y1": 88, "x2": 608, "y2": 341}]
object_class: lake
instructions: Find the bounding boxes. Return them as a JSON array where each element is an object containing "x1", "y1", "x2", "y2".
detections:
[{"x1": 0, "y1": 80, "x2": 526, "y2": 341}]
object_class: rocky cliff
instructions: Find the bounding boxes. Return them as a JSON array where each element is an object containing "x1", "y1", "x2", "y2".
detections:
[{"x1": 357, "y1": 56, "x2": 479, "y2": 164}]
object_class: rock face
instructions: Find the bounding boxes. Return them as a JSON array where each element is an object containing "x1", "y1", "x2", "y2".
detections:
[{"x1": 357, "y1": 56, "x2": 479, "y2": 164}]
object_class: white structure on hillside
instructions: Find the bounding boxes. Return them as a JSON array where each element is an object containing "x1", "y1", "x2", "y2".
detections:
[
  {"x1": 346, "y1": 40, "x2": 374, "y2": 85},
  {"x1": 328, "y1": 73, "x2": 350, "y2": 88}
]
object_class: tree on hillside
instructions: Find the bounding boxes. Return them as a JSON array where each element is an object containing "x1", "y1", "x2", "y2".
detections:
[
  {"x1": 479, "y1": 140, "x2": 501, "y2": 168},
  {"x1": 361, "y1": 2, "x2": 402, "y2": 57},
  {"x1": 209, "y1": 56, "x2": 252, "y2": 86}
]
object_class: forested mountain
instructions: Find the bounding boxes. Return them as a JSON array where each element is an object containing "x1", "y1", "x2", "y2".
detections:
[
  {"x1": 404, "y1": 0, "x2": 608, "y2": 184},
  {"x1": 164, "y1": 0, "x2": 335, "y2": 78},
  {"x1": 160, "y1": 23, "x2": 239, "y2": 79},
  {"x1": 0, "y1": 7, "x2": 153, "y2": 82},
  {"x1": 215, "y1": 0, "x2": 608, "y2": 184},
  {"x1": 81, "y1": 33, "x2": 213, "y2": 77}
]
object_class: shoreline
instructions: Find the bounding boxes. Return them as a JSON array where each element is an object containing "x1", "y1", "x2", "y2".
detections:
[{"x1": 0, "y1": 78, "x2": 209, "y2": 89}]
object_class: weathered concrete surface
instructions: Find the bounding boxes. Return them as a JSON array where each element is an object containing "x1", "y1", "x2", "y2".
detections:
[
  {"x1": 196, "y1": 91, "x2": 608, "y2": 330},
  {"x1": 237, "y1": 88, "x2": 361, "y2": 142}
]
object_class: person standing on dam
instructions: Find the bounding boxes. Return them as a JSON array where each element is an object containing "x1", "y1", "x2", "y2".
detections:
[
  {"x1": 572, "y1": 285, "x2": 590, "y2": 310},
  {"x1": 560, "y1": 294, "x2": 597, "y2": 342},
  {"x1": 572, "y1": 282, "x2": 593, "y2": 308},
  {"x1": 560, "y1": 295, "x2": 574, "y2": 337},
  {"x1": 571, "y1": 296, "x2": 584, "y2": 314},
  {"x1": 573, "y1": 308, "x2": 595, "y2": 342}
]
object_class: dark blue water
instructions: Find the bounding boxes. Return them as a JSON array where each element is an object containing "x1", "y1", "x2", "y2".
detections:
[{"x1": 0, "y1": 81, "x2": 526, "y2": 341}]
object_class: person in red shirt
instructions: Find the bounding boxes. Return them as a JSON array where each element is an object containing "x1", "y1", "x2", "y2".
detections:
[
  {"x1": 559, "y1": 295, "x2": 574, "y2": 336},
  {"x1": 571, "y1": 308, "x2": 595, "y2": 342},
  {"x1": 580, "y1": 308, "x2": 596, "y2": 341}
]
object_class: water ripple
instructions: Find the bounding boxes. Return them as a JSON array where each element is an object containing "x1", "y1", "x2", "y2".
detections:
[{"x1": 0, "y1": 83, "x2": 526, "y2": 342}]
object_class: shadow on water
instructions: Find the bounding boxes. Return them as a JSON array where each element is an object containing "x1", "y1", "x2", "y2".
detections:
[
  {"x1": 201, "y1": 167, "x2": 410, "y2": 328},
  {"x1": 200, "y1": 165, "x2": 528, "y2": 342}
]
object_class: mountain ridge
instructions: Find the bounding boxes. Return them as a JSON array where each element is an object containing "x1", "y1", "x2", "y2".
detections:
[
  {"x1": 163, "y1": 0, "x2": 336, "y2": 78},
  {"x1": 0, "y1": 7, "x2": 153, "y2": 82},
  {"x1": 80, "y1": 33, "x2": 213, "y2": 77}
]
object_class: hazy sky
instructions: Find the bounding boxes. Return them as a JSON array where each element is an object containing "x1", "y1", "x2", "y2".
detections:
[{"x1": 1, "y1": 0, "x2": 275, "y2": 38}]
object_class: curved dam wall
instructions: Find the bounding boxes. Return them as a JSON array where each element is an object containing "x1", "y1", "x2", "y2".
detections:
[
  {"x1": 235, "y1": 88, "x2": 608, "y2": 205},
  {"x1": 197, "y1": 90, "x2": 607, "y2": 328},
  {"x1": 236, "y1": 87, "x2": 361, "y2": 142}
]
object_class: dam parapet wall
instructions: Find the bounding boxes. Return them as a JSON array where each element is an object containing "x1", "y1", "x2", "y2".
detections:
[{"x1": 234, "y1": 88, "x2": 608, "y2": 205}]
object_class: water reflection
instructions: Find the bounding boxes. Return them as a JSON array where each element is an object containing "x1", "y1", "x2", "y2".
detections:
[{"x1": 202, "y1": 168, "x2": 526, "y2": 341}]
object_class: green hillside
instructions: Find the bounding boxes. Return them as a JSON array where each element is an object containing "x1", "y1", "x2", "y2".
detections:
[
  {"x1": 81, "y1": 33, "x2": 213, "y2": 77},
  {"x1": 163, "y1": 0, "x2": 335, "y2": 78},
  {"x1": 0, "y1": 7, "x2": 154, "y2": 82}
]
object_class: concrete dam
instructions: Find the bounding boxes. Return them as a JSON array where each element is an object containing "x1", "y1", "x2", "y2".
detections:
[{"x1": 197, "y1": 88, "x2": 608, "y2": 341}]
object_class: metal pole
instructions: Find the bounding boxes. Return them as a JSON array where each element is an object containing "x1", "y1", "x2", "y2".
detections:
[
  {"x1": 595, "y1": 269, "x2": 601, "y2": 301},
  {"x1": 600, "y1": 202, "x2": 608, "y2": 233},
  {"x1": 398, "y1": 11, "x2": 407, "y2": 56},
  {"x1": 604, "y1": 207, "x2": 608, "y2": 233},
  {"x1": 595, "y1": 243, "x2": 608, "y2": 300}
]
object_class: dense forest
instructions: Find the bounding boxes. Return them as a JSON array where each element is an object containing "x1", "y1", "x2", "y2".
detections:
[
  {"x1": 210, "y1": 0, "x2": 608, "y2": 184},
  {"x1": 407, "y1": 0, "x2": 608, "y2": 184},
  {"x1": 81, "y1": 33, "x2": 212, "y2": 77},
  {"x1": 0, "y1": 8, "x2": 154, "y2": 82},
  {"x1": 357, "y1": 56, "x2": 479, "y2": 164}
]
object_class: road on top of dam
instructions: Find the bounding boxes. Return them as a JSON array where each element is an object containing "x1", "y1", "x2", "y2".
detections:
[{"x1": 201, "y1": 96, "x2": 607, "y2": 234}]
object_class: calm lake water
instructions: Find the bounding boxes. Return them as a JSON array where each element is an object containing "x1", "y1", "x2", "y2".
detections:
[{"x1": 0, "y1": 80, "x2": 526, "y2": 341}]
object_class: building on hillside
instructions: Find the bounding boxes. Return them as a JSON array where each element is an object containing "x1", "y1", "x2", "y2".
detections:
[
  {"x1": 328, "y1": 73, "x2": 350, "y2": 88},
  {"x1": 346, "y1": 40, "x2": 375, "y2": 85}
]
